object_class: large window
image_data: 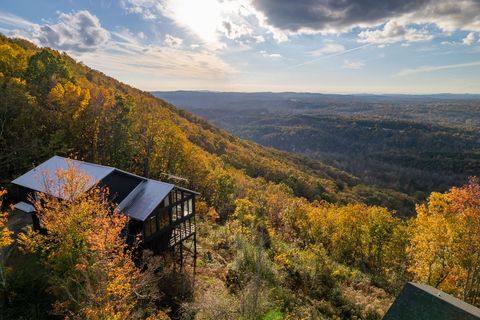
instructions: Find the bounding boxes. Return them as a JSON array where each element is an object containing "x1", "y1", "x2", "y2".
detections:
[
  {"x1": 184, "y1": 198, "x2": 193, "y2": 216},
  {"x1": 157, "y1": 210, "x2": 169, "y2": 230},
  {"x1": 144, "y1": 215, "x2": 157, "y2": 238},
  {"x1": 169, "y1": 190, "x2": 194, "y2": 222},
  {"x1": 172, "y1": 203, "x2": 182, "y2": 221},
  {"x1": 171, "y1": 190, "x2": 182, "y2": 203}
]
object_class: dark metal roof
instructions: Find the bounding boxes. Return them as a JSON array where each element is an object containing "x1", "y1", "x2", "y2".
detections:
[
  {"x1": 120, "y1": 179, "x2": 174, "y2": 221},
  {"x1": 383, "y1": 282, "x2": 480, "y2": 320},
  {"x1": 12, "y1": 156, "x2": 114, "y2": 199},
  {"x1": 11, "y1": 156, "x2": 194, "y2": 221}
]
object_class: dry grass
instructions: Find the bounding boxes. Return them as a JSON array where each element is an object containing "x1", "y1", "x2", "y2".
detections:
[{"x1": 340, "y1": 282, "x2": 393, "y2": 318}]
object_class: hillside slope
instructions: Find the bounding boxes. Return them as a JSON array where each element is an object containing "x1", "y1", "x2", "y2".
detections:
[{"x1": 0, "y1": 34, "x2": 413, "y2": 213}]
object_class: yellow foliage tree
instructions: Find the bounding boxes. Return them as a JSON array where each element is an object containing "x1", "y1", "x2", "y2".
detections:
[
  {"x1": 408, "y1": 178, "x2": 480, "y2": 305},
  {"x1": 307, "y1": 203, "x2": 400, "y2": 275}
]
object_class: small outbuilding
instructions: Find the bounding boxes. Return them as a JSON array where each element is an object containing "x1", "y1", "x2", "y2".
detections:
[{"x1": 383, "y1": 282, "x2": 480, "y2": 320}]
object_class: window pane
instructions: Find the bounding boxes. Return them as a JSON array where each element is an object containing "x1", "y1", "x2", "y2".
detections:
[
  {"x1": 158, "y1": 212, "x2": 169, "y2": 230},
  {"x1": 146, "y1": 216, "x2": 157, "y2": 237},
  {"x1": 172, "y1": 204, "x2": 182, "y2": 221},
  {"x1": 175, "y1": 190, "x2": 181, "y2": 203}
]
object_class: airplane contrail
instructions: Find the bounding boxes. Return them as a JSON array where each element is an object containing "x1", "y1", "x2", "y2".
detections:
[{"x1": 286, "y1": 43, "x2": 373, "y2": 70}]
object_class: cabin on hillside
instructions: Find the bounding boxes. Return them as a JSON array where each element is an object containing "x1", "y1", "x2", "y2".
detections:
[{"x1": 11, "y1": 156, "x2": 198, "y2": 268}]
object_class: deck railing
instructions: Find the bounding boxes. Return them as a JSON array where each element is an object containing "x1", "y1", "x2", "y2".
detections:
[{"x1": 169, "y1": 218, "x2": 195, "y2": 247}]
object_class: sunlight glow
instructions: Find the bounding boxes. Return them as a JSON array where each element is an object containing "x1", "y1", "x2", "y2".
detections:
[{"x1": 163, "y1": 0, "x2": 224, "y2": 43}]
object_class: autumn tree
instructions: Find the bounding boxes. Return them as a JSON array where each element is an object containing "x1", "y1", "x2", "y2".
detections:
[
  {"x1": 18, "y1": 165, "x2": 167, "y2": 319},
  {"x1": 408, "y1": 178, "x2": 480, "y2": 305},
  {"x1": 0, "y1": 190, "x2": 13, "y2": 293},
  {"x1": 306, "y1": 203, "x2": 404, "y2": 279},
  {"x1": 0, "y1": 42, "x2": 43, "y2": 180},
  {"x1": 25, "y1": 49, "x2": 72, "y2": 97}
]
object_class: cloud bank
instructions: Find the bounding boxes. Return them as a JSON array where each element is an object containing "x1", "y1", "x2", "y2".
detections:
[
  {"x1": 250, "y1": 0, "x2": 480, "y2": 44},
  {"x1": 28, "y1": 10, "x2": 110, "y2": 52}
]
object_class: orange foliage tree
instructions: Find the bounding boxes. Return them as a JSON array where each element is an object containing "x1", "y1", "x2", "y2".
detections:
[{"x1": 18, "y1": 165, "x2": 168, "y2": 319}]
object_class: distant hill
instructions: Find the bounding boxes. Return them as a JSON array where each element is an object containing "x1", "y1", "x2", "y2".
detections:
[{"x1": 153, "y1": 90, "x2": 480, "y2": 197}]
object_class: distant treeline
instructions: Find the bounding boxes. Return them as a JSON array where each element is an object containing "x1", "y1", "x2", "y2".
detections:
[{"x1": 153, "y1": 91, "x2": 480, "y2": 199}]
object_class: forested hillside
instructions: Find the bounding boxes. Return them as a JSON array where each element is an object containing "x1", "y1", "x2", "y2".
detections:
[
  {"x1": 1, "y1": 35, "x2": 480, "y2": 319},
  {"x1": 153, "y1": 91, "x2": 480, "y2": 199}
]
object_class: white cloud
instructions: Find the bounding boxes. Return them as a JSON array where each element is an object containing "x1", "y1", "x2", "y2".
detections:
[
  {"x1": 403, "y1": 0, "x2": 480, "y2": 33},
  {"x1": 80, "y1": 45, "x2": 235, "y2": 81},
  {"x1": 222, "y1": 21, "x2": 253, "y2": 40},
  {"x1": 120, "y1": 0, "x2": 160, "y2": 20},
  {"x1": 112, "y1": 27, "x2": 145, "y2": 46},
  {"x1": 7, "y1": 10, "x2": 110, "y2": 52},
  {"x1": 358, "y1": 20, "x2": 433, "y2": 44},
  {"x1": 395, "y1": 60, "x2": 480, "y2": 77},
  {"x1": 164, "y1": 34, "x2": 183, "y2": 48},
  {"x1": 84, "y1": 32, "x2": 236, "y2": 81},
  {"x1": 254, "y1": 35, "x2": 265, "y2": 43},
  {"x1": 309, "y1": 42, "x2": 345, "y2": 56},
  {"x1": 260, "y1": 50, "x2": 282, "y2": 58},
  {"x1": 342, "y1": 59, "x2": 365, "y2": 69},
  {"x1": 441, "y1": 40, "x2": 456, "y2": 45},
  {"x1": 462, "y1": 32, "x2": 476, "y2": 45},
  {"x1": 38, "y1": 10, "x2": 109, "y2": 52}
]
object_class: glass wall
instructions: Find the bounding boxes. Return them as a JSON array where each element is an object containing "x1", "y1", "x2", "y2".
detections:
[
  {"x1": 144, "y1": 189, "x2": 195, "y2": 239},
  {"x1": 144, "y1": 215, "x2": 157, "y2": 238}
]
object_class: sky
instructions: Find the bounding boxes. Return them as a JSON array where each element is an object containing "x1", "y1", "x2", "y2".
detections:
[{"x1": 1, "y1": 0, "x2": 480, "y2": 94}]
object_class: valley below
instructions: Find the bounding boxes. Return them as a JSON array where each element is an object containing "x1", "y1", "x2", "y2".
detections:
[{"x1": 154, "y1": 91, "x2": 480, "y2": 201}]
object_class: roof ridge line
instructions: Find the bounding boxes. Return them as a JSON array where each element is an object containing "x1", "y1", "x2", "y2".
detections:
[{"x1": 54, "y1": 155, "x2": 115, "y2": 170}]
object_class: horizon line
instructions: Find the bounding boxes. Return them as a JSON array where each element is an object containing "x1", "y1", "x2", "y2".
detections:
[{"x1": 150, "y1": 89, "x2": 480, "y2": 96}]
